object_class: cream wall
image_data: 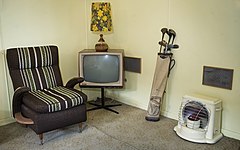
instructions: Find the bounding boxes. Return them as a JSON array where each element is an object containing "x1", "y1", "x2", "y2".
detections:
[
  {"x1": 1, "y1": 0, "x2": 87, "y2": 82},
  {"x1": 0, "y1": 0, "x2": 87, "y2": 124},
  {"x1": 0, "y1": 0, "x2": 12, "y2": 125},
  {"x1": 0, "y1": 0, "x2": 13, "y2": 125},
  {"x1": 166, "y1": 0, "x2": 240, "y2": 140},
  {"x1": 86, "y1": 0, "x2": 240, "y2": 140}
]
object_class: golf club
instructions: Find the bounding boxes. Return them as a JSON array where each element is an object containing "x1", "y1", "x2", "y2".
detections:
[
  {"x1": 161, "y1": 28, "x2": 168, "y2": 40},
  {"x1": 168, "y1": 44, "x2": 179, "y2": 49},
  {"x1": 169, "y1": 29, "x2": 176, "y2": 44},
  {"x1": 158, "y1": 40, "x2": 167, "y2": 47},
  {"x1": 159, "y1": 28, "x2": 168, "y2": 53},
  {"x1": 166, "y1": 44, "x2": 179, "y2": 53},
  {"x1": 164, "y1": 29, "x2": 176, "y2": 53}
]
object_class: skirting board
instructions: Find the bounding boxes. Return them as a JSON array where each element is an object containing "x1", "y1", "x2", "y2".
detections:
[
  {"x1": 107, "y1": 94, "x2": 147, "y2": 111},
  {"x1": 0, "y1": 117, "x2": 15, "y2": 126},
  {"x1": 221, "y1": 129, "x2": 240, "y2": 141},
  {"x1": 118, "y1": 99, "x2": 147, "y2": 111},
  {"x1": 161, "y1": 110, "x2": 178, "y2": 120}
]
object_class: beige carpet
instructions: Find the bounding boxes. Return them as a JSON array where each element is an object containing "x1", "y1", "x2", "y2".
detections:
[{"x1": 0, "y1": 103, "x2": 240, "y2": 150}]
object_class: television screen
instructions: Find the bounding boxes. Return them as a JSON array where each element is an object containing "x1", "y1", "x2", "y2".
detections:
[
  {"x1": 83, "y1": 55, "x2": 119, "y2": 83},
  {"x1": 78, "y1": 49, "x2": 124, "y2": 87}
]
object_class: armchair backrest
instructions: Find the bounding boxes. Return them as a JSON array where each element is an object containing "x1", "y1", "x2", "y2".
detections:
[{"x1": 7, "y1": 45, "x2": 63, "y2": 91}]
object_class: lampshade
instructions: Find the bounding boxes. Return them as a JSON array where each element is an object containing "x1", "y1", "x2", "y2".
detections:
[
  {"x1": 91, "y1": 2, "x2": 112, "y2": 32},
  {"x1": 90, "y1": 2, "x2": 113, "y2": 52}
]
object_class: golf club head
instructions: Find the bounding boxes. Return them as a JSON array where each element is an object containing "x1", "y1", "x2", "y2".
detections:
[
  {"x1": 161, "y1": 28, "x2": 168, "y2": 34},
  {"x1": 168, "y1": 44, "x2": 179, "y2": 49},
  {"x1": 158, "y1": 40, "x2": 167, "y2": 47},
  {"x1": 161, "y1": 28, "x2": 168, "y2": 40},
  {"x1": 166, "y1": 44, "x2": 179, "y2": 52},
  {"x1": 169, "y1": 29, "x2": 176, "y2": 36}
]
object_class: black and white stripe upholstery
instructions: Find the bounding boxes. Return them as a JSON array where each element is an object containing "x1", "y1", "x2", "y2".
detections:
[
  {"x1": 25, "y1": 86, "x2": 84, "y2": 113},
  {"x1": 7, "y1": 46, "x2": 85, "y2": 113},
  {"x1": 7, "y1": 46, "x2": 62, "y2": 91}
]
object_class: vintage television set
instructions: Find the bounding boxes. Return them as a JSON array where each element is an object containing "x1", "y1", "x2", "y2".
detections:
[
  {"x1": 78, "y1": 49, "x2": 124, "y2": 88},
  {"x1": 78, "y1": 49, "x2": 124, "y2": 114}
]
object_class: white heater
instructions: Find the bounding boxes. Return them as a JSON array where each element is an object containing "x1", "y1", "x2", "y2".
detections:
[{"x1": 174, "y1": 94, "x2": 223, "y2": 144}]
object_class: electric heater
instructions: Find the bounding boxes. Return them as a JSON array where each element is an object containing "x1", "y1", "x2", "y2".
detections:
[{"x1": 174, "y1": 94, "x2": 223, "y2": 143}]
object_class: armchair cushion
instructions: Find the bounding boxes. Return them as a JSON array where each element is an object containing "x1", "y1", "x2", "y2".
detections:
[
  {"x1": 22, "y1": 86, "x2": 87, "y2": 113},
  {"x1": 7, "y1": 46, "x2": 63, "y2": 91}
]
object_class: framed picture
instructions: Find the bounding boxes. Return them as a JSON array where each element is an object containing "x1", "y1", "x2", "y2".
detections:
[{"x1": 202, "y1": 66, "x2": 234, "y2": 90}]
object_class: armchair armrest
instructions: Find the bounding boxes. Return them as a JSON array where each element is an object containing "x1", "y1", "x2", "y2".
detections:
[
  {"x1": 65, "y1": 77, "x2": 85, "y2": 88},
  {"x1": 12, "y1": 87, "x2": 30, "y2": 118}
]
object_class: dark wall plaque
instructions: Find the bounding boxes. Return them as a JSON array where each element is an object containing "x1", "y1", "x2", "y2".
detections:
[
  {"x1": 124, "y1": 56, "x2": 141, "y2": 73},
  {"x1": 202, "y1": 66, "x2": 234, "y2": 90}
]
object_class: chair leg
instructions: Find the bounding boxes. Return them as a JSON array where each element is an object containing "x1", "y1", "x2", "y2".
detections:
[
  {"x1": 79, "y1": 122, "x2": 83, "y2": 133},
  {"x1": 39, "y1": 133, "x2": 43, "y2": 145},
  {"x1": 79, "y1": 122, "x2": 87, "y2": 133}
]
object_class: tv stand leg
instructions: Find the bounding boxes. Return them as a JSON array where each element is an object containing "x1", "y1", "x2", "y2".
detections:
[{"x1": 87, "y1": 87, "x2": 121, "y2": 114}]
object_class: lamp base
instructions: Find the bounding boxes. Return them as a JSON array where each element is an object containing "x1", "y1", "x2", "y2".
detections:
[
  {"x1": 95, "y1": 34, "x2": 108, "y2": 52},
  {"x1": 95, "y1": 43, "x2": 108, "y2": 52}
]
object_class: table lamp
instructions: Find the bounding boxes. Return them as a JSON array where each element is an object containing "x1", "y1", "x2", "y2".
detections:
[{"x1": 90, "y1": 2, "x2": 113, "y2": 52}]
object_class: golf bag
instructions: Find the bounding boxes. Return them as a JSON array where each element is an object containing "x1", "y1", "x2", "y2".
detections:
[{"x1": 145, "y1": 28, "x2": 178, "y2": 121}]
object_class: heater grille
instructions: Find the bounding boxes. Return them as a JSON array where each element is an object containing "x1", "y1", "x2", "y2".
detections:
[{"x1": 178, "y1": 100, "x2": 210, "y2": 130}]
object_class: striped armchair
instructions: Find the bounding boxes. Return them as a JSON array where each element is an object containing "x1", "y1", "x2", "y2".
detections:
[{"x1": 6, "y1": 45, "x2": 87, "y2": 144}]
